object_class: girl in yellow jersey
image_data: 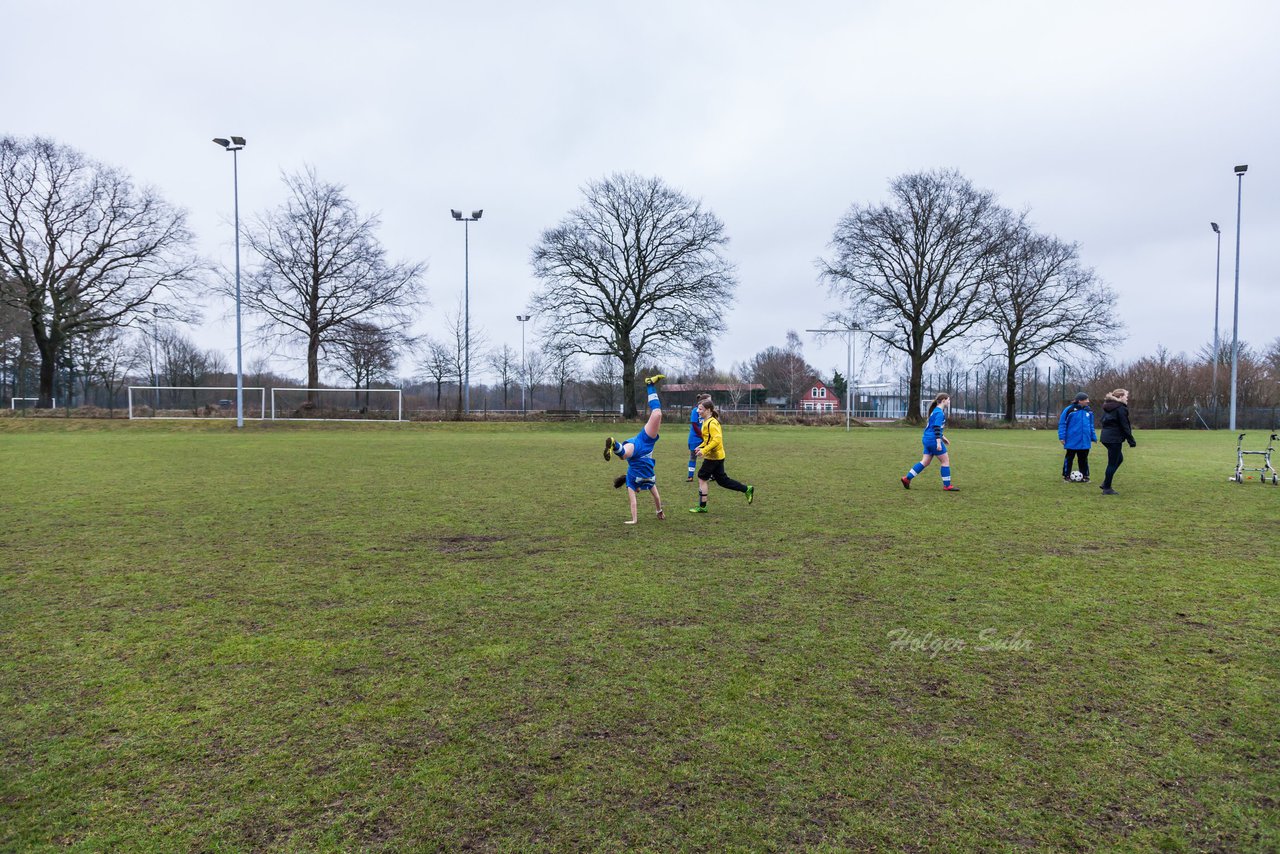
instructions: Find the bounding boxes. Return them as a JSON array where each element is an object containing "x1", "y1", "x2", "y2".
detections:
[{"x1": 690, "y1": 399, "x2": 754, "y2": 513}]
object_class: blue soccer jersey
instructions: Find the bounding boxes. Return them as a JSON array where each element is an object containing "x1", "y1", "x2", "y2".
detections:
[
  {"x1": 687, "y1": 407, "x2": 703, "y2": 451},
  {"x1": 921, "y1": 406, "x2": 946, "y2": 455}
]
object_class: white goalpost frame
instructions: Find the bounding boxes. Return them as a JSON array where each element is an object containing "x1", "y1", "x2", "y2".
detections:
[
  {"x1": 9, "y1": 397, "x2": 56, "y2": 409},
  {"x1": 9, "y1": 396, "x2": 56, "y2": 409},
  {"x1": 126, "y1": 386, "x2": 267, "y2": 420},
  {"x1": 269, "y1": 387, "x2": 404, "y2": 422}
]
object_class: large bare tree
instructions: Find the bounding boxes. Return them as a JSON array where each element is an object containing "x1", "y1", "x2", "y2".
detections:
[
  {"x1": 986, "y1": 224, "x2": 1121, "y2": 421},
  {"x1": 0, "y1": 137, "x2": 199, "y2": 407},
  {"x1": 236, "y1": 167, "x2": 426, "y2": 398},
  {"x1": 820, "y1": 169, "x2": 1007, "y2": 422},
  {"x1": 530, "y1": 173, "x2": 737, "y2": 417}
]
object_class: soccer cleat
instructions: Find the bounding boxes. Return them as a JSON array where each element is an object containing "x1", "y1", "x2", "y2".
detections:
[
  {"x1": 613, "y1": 474, "x2": 627, "y2": 489},
  {"x1": 746, "y1": 485, "x2": 754, "y2": 504},
  {"x1": 686, "y1": 476, "x2": 695, "y2": 483},
  {"x1": 689, "y1": 506, "x2": 708, "y2": 513},
  {"x1": 624, "y1": 520, "x2": 638, "y2": 525},
  {"x1": 1101, "y1": 487, "x2": 1119, "y2": 495},
  {"x1": 943, "y1": 485, "x2": 960, "y2": 491},
  {"x1": 644, "y1": 374, "x2": 665, "y2": 386},
  {"x1": 1081, "y1": 477, "x2": 1090, "y2": 483},
  {"x1": 901, "y1": 476, "x2": 911, "y2": 490},
  {"x1": 603, "y1": 436, "x2": 614, "y2": 461}
]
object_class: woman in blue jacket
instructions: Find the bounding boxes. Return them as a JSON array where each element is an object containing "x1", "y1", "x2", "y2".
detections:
[
  {"x1": 901, "y1": 393, "x2": 959, "y2": 491},
  {"x1": 1058, "y1": 392, "x2": 1097, "y2": 482}
]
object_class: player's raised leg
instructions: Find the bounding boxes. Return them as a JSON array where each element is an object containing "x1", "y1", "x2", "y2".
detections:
[{"x1": 642, "y1": 374, "x2": 664, "y2": 438}]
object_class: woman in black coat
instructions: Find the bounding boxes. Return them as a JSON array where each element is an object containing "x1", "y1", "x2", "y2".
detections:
[{"x1": 1099, "y1": 388, "x2": 1136, "y2": 495}]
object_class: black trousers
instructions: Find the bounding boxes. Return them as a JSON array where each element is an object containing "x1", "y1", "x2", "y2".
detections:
[
  {"x1": 1062, "y1": 448, "x2": 1091, "y2": 478},
  {"x1": 698, "y1": 458, "x2": 747, "y2": 492},
  {"x1": 1102, "y1": 442, "x2": 1124, "y2": 489}
]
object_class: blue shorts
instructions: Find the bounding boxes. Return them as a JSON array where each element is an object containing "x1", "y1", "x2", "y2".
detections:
[
  {"x1": 626, "y1": 470, "x2": 656, "y2": 491},
  {"x1": 922, "y1": 439, "x2": 946, "y2": 457},
  {"x1": 626, "y1": 455, "x2": 656, "y2": 491}
]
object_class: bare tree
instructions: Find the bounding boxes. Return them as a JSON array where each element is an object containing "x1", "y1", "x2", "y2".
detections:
[
  {"x1": 324, "y1": 320, "x2": 402, "y2": 407},
  {"x1": 522, "y1": 347, "x2": 549, "y2": 411},
  {"x1": 417, "y1": 338, "x2": 453, "y2": 410},
  {"x1": 820, "y1": 169, "x2": 1007, "y2": 422},
  {"x1": 488, "y1": 344, "x2": 518, "y2": 409},
  {"x1": 686, "y1": 334, "x2": 716, "y2": 380},
  {"x1": 0, "y1": 296, "x2": 37, "y2": 402},
  {"x1": 530, "y1": 172, "x2": 737, "y2": 417},
  {"x1": 435, "y1": 300, "x2": 486, "y2": 415},
  {"x1": 89, "y1": 327, "x2": 141, "y2": 414},
  {"x1": 235, "y1": 167, "x2": 426, "y2": 399},
  {"x1": 987, "y1": 225, "x2": 1121, "y2": 421},
  {"x1": 0, "y1": 137, "x2": 199, "y2": 407},
  {"x1": 585, "y1": 356, "x2": 620, "y2": 411},
  {"x1": 544, "y1": 338, "x2": 579, "y2": 409},
  {"x1": 157, "y1": 327, "x2": 227, "y2": 396},
  {"x1": 725, "y1": 360, "x2": 753, "y2": 409}
]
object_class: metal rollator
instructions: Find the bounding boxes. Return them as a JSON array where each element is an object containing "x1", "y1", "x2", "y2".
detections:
[{"x1": 1232, "y1": 432, "x2": 1279, "y2": 485}]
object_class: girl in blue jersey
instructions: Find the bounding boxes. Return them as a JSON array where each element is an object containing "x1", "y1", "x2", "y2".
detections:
[
  {"x1": 901, "y1": 393, "x2": 959, "y2": 491},
  {"x1": 687, "y1": 393, "x2": 711, "y2": 481},
  {"x1": 604, "y1": 374, "x2": 667, "y2": 524}
]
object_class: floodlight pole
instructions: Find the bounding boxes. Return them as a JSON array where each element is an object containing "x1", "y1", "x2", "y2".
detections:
[
  {"x1": 213, "y1": 136, "x2": 247, "y2": 428},
  {"x1": 516, "y1": 314, "x2": 532, "y2": 413},
  {"x1": 1210, "y1": 221, "x2": 1222, "y2": 428},
  {"x1": 451, "y1": 209, "x2": 483, "y2": 415},
  {"x1": 1228, "y1": 165, "x2": 1246, "y2": 432}
]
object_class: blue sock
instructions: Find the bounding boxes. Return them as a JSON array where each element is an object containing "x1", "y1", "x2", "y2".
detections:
[
  {"x1": 688, "y1": 456, "x2": 696, "y2": 478},
  {"x1": 613, "y1": 440, "x2": 624, "y2": 455},
  {"x1": 906, "y1": 462, "x2": 924, "y2": 481},
  {"x1": 941, "y1": 466, "x2": 951, "y2": 487},
  {"x1": 647, "y1": 383, "x2": 660, "y2": 411}
]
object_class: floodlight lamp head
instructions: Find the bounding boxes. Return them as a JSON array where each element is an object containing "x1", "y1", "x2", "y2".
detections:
[
  {"x1": 451, "y1": 209, "x2": 462, "y2": 220},
  {"x1": 471, "y1": 210, "x2": 483, "y2": 220},
  {"x1": 1234, "y1": 164, "x2": 1248, "y2": 175},
  {"x1": 1211, "y1": 222, "x2": 1220, "y2": 233},
  {"x1": 212, "y1": 138, "x2": 230, "y2": 147},
  {"x1": 230, "y1": 136, "x2": 246, "y2": 146}
]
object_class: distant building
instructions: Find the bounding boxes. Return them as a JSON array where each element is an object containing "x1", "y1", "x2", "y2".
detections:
[{"x1": 800, "y1": 379, "x2": 840, "y2": 412}]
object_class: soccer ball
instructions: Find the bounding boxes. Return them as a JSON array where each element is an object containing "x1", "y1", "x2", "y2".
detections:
[{"x1": 1069, "y1": 471, "x2": 1085, "y2": 482}]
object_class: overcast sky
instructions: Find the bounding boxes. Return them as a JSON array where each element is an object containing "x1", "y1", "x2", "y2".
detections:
[{"x1": 5, "y1": 0, "x2": 1277, "y2": 384}]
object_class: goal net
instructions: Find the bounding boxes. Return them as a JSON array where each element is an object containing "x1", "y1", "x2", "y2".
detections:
[
  {"x1": 269, "y1": 387, "x2": 403, "y2": 421},
  {"x1": 9, "y1": 397, "x2": 56, "y2": 410},
  {"x1": 127, "y1": 387, "x2": 266, "y2": 419}
]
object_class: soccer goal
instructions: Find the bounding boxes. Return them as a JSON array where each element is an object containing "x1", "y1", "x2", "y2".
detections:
[
  {"x1": 9, "y1": 397, "x2": 56, "y2": 409},
  {"x1": 127, "y1": 387, "x2": 266, "y2": 420},
  {"x1": 269, "y1": 387, "x2": 403, "y2": 421}
]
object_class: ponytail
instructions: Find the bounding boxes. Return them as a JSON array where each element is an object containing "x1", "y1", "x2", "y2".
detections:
[{"x1": 926, "y1": 393, "x2": 950, "y2": 417}]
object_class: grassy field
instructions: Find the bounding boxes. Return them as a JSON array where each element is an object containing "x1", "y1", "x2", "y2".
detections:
[{"x1": 1, "y1": 417, "x2": 1277, "y2": 852}]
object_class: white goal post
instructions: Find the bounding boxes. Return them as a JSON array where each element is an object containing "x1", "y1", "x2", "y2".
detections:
[
  {"x1": 10, "y1": 397, "x2": 56, "y2": 409},
  {"x1": 270, "y1": 387, "x2": 403, "y2": 422},
  {"x1": 127, "y1": 387, "x2": 267, "y2": 420}
]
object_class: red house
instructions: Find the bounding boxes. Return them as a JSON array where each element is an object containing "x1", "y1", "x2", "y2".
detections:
[{"x1": 800, "y1": 379, "x2": 841, "y2": 412}]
